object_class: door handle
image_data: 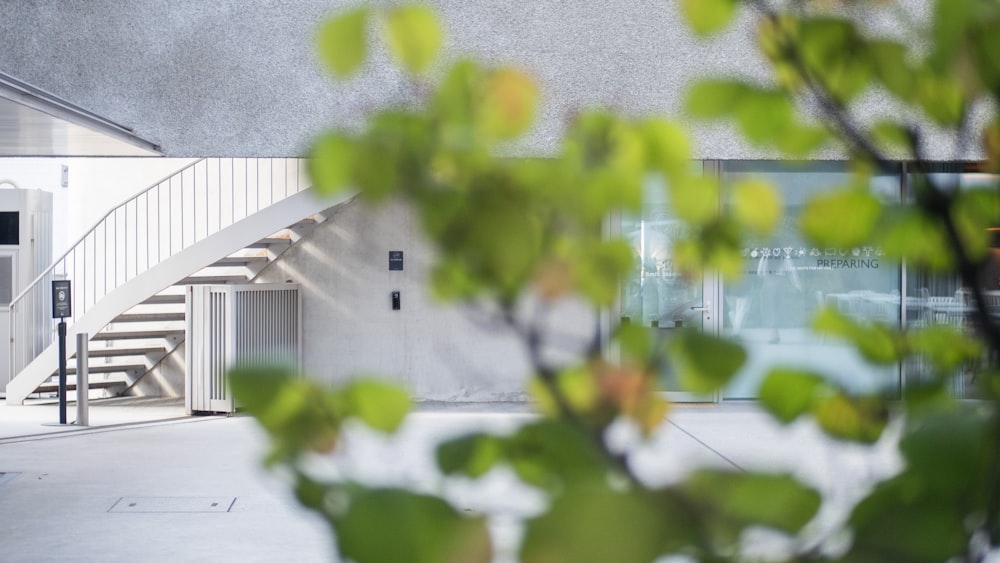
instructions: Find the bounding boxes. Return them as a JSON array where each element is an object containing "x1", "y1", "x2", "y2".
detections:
[{"x1": 690, "y1": 306, "x2": 709, "y2": 311}]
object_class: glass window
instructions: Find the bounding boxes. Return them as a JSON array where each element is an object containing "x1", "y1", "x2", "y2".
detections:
[
  {"x1": 0, "y1": 212, "x2": 18, "y2": 245},
  {"x1": 904, "y1": 166, "x2": 1000, "y2": 398},
  {"x1": 0, "y1": 255, "x2": 12, "y2": 306},
  {"x1": 721, "y1": 162, "x2": 902, "y2": 398}
]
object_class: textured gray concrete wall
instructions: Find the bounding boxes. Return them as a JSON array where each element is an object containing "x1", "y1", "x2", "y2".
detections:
[
  {"x1": 254, "y1": 197, "x2": 596, "y2": 401},
  {"x1": 0, "y1": 1, "x2": 814, "y2": 159},
  {"x1": 0, "y1": 2, "x2": 974, "y2": 158}
]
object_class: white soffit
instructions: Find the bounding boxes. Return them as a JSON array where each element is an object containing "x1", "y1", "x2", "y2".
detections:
[{"x1": 0, "y1": 73, "x2": 161, "y2": 157}]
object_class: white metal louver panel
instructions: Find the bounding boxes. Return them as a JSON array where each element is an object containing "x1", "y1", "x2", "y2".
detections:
[
  {"x1": 208, "y1": 288, "x2": 229, "y2": 412},
  {"x1": 186, "y1": 283, "x2": 300, "y2": 414}
]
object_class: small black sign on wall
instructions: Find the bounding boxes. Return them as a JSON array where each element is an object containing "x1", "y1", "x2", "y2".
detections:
[{"x1": 389, "y1": 251, "x2": 404, "y2": 271}]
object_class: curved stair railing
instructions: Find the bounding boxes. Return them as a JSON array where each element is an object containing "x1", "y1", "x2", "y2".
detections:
[{"x1": 8, "y1": 158, "x2": 312, "y2": 387}]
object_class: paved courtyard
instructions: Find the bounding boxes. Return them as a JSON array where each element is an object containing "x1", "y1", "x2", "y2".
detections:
[{"x1": 0, "y1": 398, "x2": 904, "y2": 562}]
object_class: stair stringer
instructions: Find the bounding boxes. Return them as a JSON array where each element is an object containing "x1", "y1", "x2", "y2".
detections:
[
  {"x1": 6, "y1": 188, "x2": 354, "y2": 404},
  {"x1": 122, "y1": 207, "x2": 341, "y2": 397}
]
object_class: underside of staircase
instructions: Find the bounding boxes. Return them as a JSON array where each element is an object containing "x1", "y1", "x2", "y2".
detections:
[{"x1": 30, "y1": 216, "x2": 319, "y2": 401}]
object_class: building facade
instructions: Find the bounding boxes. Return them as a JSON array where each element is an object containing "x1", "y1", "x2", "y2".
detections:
[{"x1": 0, "y1": 2, "x2": 992, "y2": 403}]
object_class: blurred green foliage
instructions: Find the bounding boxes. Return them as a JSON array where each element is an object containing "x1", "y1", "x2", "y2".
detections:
[{"x1": 231, "y1": 1, "x2": 1000, "y2": 561}]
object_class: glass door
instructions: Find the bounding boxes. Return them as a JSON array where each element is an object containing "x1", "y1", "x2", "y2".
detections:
[{"x1": 618, "y1": 176, "x2": 719, "y2": 402}]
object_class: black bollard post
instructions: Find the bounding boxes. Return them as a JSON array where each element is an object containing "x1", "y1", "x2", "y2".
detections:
[{"x1": 58, "y1": 320, "x2": 67, "y2": 425}]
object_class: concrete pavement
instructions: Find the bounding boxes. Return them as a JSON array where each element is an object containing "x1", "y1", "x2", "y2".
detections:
[{"x1": 0, "y1": 399, "x2": 903, "y2": 562}]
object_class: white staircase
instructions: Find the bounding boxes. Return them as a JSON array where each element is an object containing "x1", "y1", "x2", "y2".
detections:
[{"x1": 5, "y1": 158, "x2": 352, "y2": 405}]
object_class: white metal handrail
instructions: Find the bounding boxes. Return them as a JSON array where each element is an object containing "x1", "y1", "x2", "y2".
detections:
[{"x1": 8, "y1": 157, "x2": 309, "y2": 383}]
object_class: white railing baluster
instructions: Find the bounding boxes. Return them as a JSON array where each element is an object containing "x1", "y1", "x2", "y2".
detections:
[{"x1": 7, "y1": 158, "x2": 310, "y2": 385}]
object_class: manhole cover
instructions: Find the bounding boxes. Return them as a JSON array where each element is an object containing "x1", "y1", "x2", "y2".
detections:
[{"x1": 109, "y1": 497, "x2": 236, "y2": 513}]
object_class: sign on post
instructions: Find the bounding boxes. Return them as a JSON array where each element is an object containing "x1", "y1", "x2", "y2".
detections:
[
  {"x1": 52, "y1": 279, "x2": 71, "y2": 318},
  {"x1": 51, "y1": 279, "x2": 72, "y2": 425}
]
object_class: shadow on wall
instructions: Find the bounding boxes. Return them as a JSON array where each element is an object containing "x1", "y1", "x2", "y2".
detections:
[{"x1": 256, "y1": 198, "x2": 537, "y2": 402}]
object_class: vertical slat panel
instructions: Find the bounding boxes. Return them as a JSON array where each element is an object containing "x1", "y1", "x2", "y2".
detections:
[{"x1": 188, "y1": 284, "x2": 301, "y2": 411}]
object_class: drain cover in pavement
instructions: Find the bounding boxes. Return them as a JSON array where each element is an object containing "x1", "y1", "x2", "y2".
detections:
[{"x1": 109, "y1": 497, "x2": 236, "y2": 513}]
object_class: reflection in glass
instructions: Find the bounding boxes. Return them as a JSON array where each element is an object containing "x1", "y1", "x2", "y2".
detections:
[
  {"x1": 722, "y1": 162, "x2": 902, "y2": 398},
  {"x1": 904, "y1": 167, "x2": 1000, "y2": 399},
  {"x1": 620, "y1": 175, "x2": 704, "y2": 393}
]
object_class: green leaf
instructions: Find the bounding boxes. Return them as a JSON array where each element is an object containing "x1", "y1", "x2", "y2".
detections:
[
  {"x1": 879, "y1": 208, "x2": 954, "y2": 271},
  {"x1": 907, "y1": 324, "x2": 982, "y2": 375},
  {"x1": 293, "y1": 473, "x2": 334, "y2": 514},
  {"x1": 870, "y1": 120, "x2": 913, "y2": 154},
  {"x1": 731, "y1": 179, "x2": 782, "y2": 236},
  {"x1": 759, "y1": 369, "x2": 827, "y2": 424},
  {"x1": 930, "y1": 0, "x2": 974, "y2": 71},
  {"x1": 899, "y1": 407, "x2": 991, "y2": 500},
  {"x1": 800, "y1": 187, "x2": 882, "y2": 248},
  {"x1": 667, "y1": 330, "x2": 746, "y2": 394},
  {"x1": 574, "y1": 239, "x2": 635, "y2": 306},
  {"x1": 813, "y1": 307, "x2": 902, "y2": 365},
  {"x1": 479, "y1": 68, "x2": 539, "y2": 140},
  {"x1": 849, "y1": 479, "x2": 970, "y2": 563},
  {"x1": 641, "y1": 118, "x2": 691, "y2": 182},
  {"x1": 670, "y1": 175, "x2": 720, "y2": 224},
  {"x1": 680, "y1": 470, "x2": 822, "y2": 537},
  {"x1": 774, "y1": 124, "x2": 829, "y2": 157},
  {"x1": 672, "y1": 218, "x2": 745, "y2": 281},
  {"x1": 953, "y1": 187, "x2": 1000, "y2": 261},
  {"x1": 229, "y1": 363, "x2": 297, "y2": 415},
  {"x1": 970, "y1": 18, "x2": 1000, "y2": 92},
  {"x1": 685, "y1": 79, "x2": 749, "y2": 119},
  {"x1": 385, "y1": 5, "x2": 443, "y2": 74},
  {"x1": 309, "y1": 133, "x2": 356, "y2": 195},
  {"x1": 733, "y1": 89, "x2": 795, "y2": 145},
  {"x1": 338, "y1": 488, "x2": 491, "y2": 563},
  {"x1": 914, "y1": 67, "x2": 965, "y2": 127},
  {"x1": 341, "y1": 379, "x2": 411, "y2": 433},
  {"x1": 521, "y1": 483, "x2": 668, "y2": 563},
  {"x1": 616, "y1": 323, "x2": 657, "y2": 364},
  {"x1": 350, "y1": 110, "x2": 434, "y2": 201},
  {"x1": 432, "y1": 59, "x2": 481, "y2": 131},
  {"x1": 316, "y1": 8, "x2": 370, "y2": 77},
  {"x1": 437, "y1": 433, "x2": 505, "y2": 478},
  {"x1": 796, "y1": 18, "x2": 871, "y2": 104},
  {"x1": 555, "y1": 366, "x2": 600, "y2": 413},
  {"x1": 505, "y1": 420, "x2": 610, "y2": 490},
  {"x1": 681, "y1": 0, "x2": 738, "y2": 36},
  {"x1": 846, "y1": 406, "x2": 993, "y2": 562},
  {"x1": 812, "y1": 393, "x2": 888, "y2": 443},
  {"x1": 229, "y1": 366, "x2": 344, "y2": 462},
  {"x1": 869, "y1": 40, "x2": 916, "y2": 101}
]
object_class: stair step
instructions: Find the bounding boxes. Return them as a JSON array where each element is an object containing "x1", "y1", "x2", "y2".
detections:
[
  {"x1": 141, "y1": 294, "x2": 186, "y2": 305},
  {"x1": 59, "y1": 363, "x2": 146, "y2": 376},
  {"x1": 288, "y1": 217, "x2": 318, "y2": 228},
  {"x1": 112, "y1": 312, "x2": 186, "y2": 323},
  {"x1": 36, "y1": 379, "x2": 126, "y2": 393},
  {"x1": 92, "y1": 329, "x2": 185, "y2": 341},
  {"x1": 179, "y1": 274, "x2": 248, "y2": 285},
  {"x1": 246, "y1": 236, "x2": 291, "y2": 249},
  {"x1": 209, "y1": 255, "x2": 270, "y2": 267},
  {"x1": 83, "y1": 346, "x2": 165, "y2": 358}
]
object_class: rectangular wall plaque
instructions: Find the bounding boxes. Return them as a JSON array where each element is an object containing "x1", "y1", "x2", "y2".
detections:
[{"x1": 389, "y1": 251, "x2": 403, "y2": 271}]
